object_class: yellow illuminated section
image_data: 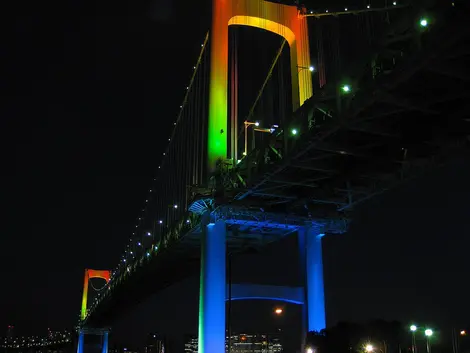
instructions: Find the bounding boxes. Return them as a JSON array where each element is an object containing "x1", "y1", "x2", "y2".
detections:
[
  {"x1": 208, "y1": 0, "x2": 313, "y2": 171},
  {"x1": 80, "y1": 269, "x2": 111, "y2": 321}
]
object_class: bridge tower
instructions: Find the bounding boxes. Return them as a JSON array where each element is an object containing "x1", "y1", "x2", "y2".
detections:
[
  {"x1": 207, "y1": 0, "x2": 313, "y2": 172},
  {"x1": 78, "y1": 269, "x2": 111, "y2": 353}
]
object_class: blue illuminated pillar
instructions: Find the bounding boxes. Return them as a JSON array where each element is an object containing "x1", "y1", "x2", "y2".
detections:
[
  {"x1": 101, "y1": 331, "x2": 108, "y2": 353},
  {"x1": 77, "y1": 331, "x2": 84, "y2": 353},
  {"x1": 198, "y1": 220, "x2": 226, "y2": 353},
  {"x1": 299, "y1": 226, "x2": 326, "y2": 332}
]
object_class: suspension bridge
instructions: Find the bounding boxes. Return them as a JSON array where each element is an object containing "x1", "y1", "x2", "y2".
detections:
[{"x1": 76, "y1": 1, "x2": 470, "y2": 353}]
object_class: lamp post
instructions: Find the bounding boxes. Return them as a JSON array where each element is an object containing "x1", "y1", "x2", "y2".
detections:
[
  {"x1": 410, "y1": 325, "x2": 418, "y2": 353},
  {"x1": 425, "y1": 329, "x2": 433, "y2": 353},
  {"x1": 243, "y1": 121, "x2": 259, "y2": 156}
]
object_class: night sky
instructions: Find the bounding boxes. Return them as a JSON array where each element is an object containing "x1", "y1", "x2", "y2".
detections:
[{"x1": 2, "y1": 0, "x2": 470, "y2": 351}]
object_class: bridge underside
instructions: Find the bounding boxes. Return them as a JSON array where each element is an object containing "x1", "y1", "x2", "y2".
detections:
[{"x1": 220, "y1": 4, "x2": 470, "y2": 218}]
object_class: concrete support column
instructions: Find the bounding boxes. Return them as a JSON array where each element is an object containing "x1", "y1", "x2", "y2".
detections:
[
  {"x1": 101, "y1": 332, "x2": 109, "y2": 353},
  {"x1": 198, "y1": 220, "x2": 226, "y2": 353},
  {"x1": 298, "y1": 226, "x2": 326, "y2": 333},
  {"x1": 77, "y1": 331, "x2": 84, "y2": 353}
]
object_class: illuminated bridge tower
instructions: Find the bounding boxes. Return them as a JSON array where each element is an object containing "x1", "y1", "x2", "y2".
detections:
[
  {"x1": 206, "y1": 0, "x2": 313, "y2": 172},
  {"x1": 198, "y1": 1, "x2": 319, "y2": 353},
  {"x1": 77, "y1": 269, "x2": 111, "y2": 353}
]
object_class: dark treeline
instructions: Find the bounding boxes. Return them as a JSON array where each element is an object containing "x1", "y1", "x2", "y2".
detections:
[{"x1": 307, "y1": 320, "x2": 469, "y2": 353}]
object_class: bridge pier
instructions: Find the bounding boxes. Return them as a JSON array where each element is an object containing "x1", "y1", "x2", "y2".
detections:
[
  {"x1": 101, "y1": 331, "x2": 109, "y2": 353},
  {"x1": 298, "y1": 226, "x2": 326, "y2": 333},
  {"x1": 198, "y1": 220, "x2": 226, "y2": 353},
  {"x1": 76, "y1": 331, "x2": 84, "y2": 353},
  {"x1": 76, "y1": 329, "x2": 109, "y2": 353}
]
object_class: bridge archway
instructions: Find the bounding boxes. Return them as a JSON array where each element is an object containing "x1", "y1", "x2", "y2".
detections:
[
  {"x1": 81, "y1": 269, "x2": 111, "y2": 320},
  {"x1": 208, "y1": 0, "x2": 312, "y2": 169}
]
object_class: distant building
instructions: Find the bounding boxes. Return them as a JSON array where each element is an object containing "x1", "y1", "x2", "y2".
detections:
[
  {"x1": 184, "y1": 336, "x2": 198, "y2": 353},
  {"x1": 6, "y1": 326, "x2": 14, "y2": 340},
  {"x1": 184, "y1": 333, "x2": 282, "y2": 353},
  {"x1": 145, "y1": 333, "x2": 165, "y2": 353}
]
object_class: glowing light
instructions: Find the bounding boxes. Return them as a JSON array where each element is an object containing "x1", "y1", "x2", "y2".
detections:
[
  {"x1": 159, "y1": 220, "x2": 163, "y2": 224},
  {"x1": 307, "y1": 349, "x2": 313, "y2": 353},
  {"x1": 342, "y1": 85, "x2": 351, "y2": 93},
  {"x1": 345, "y1": 7, "x2": 348, "y2": 11},
  {"x1": 393, "y1": 1, "x2": 397, "y2": 5},
  {"x1": 425, "y1": 329, "x2": 433, "y2": 337},
  {"x1": 147, "y1": 232, "x2": 151, "y2": 236},
  {"x1": 255, "y1": 121, "x2": 260, "y2": 126},
  {"x1": 291, "y1": 128, "x2": 298, "y2": 135},
  {"x1": 367, "y1": 5, "x2": 370, "y2": 8},
  {"x1": 365, "y1": 344, "x2": 374, "y2": 352},
  {"x1": 460, "y1": 330, "x2": 466, "y2": 336},
  {"x1": 309, "y1": 66, "x2": 314, "y2": 72},
  {"x1": 173, "y1": 204, "x2": 178, "y2": 209},
  {"x1": 410, "y1": 325, "x2": 417, "y2": 332},
  {"x1": 420, "y1": 18, "x2": 428, "y2": 27},
  {"x1": 274, "y1": 308, "x2": 283, "y2": 315}
]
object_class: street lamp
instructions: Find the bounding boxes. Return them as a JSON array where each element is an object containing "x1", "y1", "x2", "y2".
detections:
[
  {"x1": 297, "y1": 65, "x2": 315, "y2": 72},
  {"x1": 410, "y1": 325, "x2": 418, "y2": 353},
  {"x1": 425, "y1": 329, "x2": 433, "y2": 353}
]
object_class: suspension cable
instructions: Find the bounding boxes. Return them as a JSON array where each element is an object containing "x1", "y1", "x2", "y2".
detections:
[
  {"x1": 245, "y1": 39, "x2": 287, "y2": 123},
  {"x1": 89, "y1": 279, "x2": 107, "y2": 292}
]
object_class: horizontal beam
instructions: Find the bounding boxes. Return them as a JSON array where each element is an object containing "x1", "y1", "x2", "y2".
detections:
[{"x1": 228, "y1": 284, "x2": 304, "y2": 305}]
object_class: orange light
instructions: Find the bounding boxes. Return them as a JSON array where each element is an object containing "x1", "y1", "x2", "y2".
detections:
[
  {"x1": 241, "y1": 336, "x2": 246, "y2": 341},
  {"x1": 274, "y1": 308, "x2": 283, "y2": 315},
  {"x1": 461, "y1": 330, "x2": 467, "y2": 336}
]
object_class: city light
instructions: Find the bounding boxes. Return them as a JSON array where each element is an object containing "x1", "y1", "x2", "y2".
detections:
[
  {"x1": 425, "y1": 329, "x2": 433, "y2": 337},
  {"x1": 410, "y1": 325, "x2": 417, "y2": 331}
]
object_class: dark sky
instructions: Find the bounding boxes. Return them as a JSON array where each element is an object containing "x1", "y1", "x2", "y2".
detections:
[{"x1": 2, "y1": 0, "x2": 470, "y2": 352}]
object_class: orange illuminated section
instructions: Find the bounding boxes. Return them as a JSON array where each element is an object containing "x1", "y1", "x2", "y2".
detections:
[
  {"x1": 208, "y1": 0, "x2": 313, "y2": 170},
  {"x1": 80, "y1": 269, "x2": 111, "y2": 321}
]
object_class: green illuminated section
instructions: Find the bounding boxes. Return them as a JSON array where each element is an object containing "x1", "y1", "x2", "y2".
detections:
[{"x1": 208, "y1": 87, "x2": 228, "y2": 171}]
